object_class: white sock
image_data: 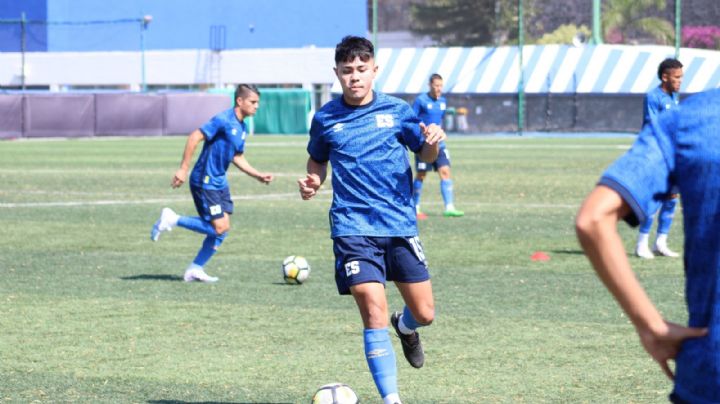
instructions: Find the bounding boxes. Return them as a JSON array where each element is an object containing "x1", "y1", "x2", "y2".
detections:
[
  {"x1": 445, "y1": 203, "x2": 456, "y2": 211},
  {"x1": 637, "y1": 232, "x2": 650, "y2": 247},
  {"x1": 186, "y1": 263, "x2": 203, "y2": 272},
  {"x1": 398, "y1": 315, "x2": 414, "y2": 335},
  {"x1": 383, "y1": 393, "x2": 401, "y2": 404},
  {"x1": 656, "y1": 233, "x2": 669, "y2": 247}
]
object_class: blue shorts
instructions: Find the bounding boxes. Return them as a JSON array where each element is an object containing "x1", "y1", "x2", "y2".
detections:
[
  {"x1": 332, "y1": 236, "x2": 430, "y2": 295},
  {"x1": 190, "y1": 184, "x2": 233, "y2": 221},
  {"x1": 415, "y1": 148, "x2": 451, "y2": 172}
]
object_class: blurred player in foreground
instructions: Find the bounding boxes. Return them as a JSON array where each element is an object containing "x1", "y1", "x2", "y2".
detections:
[
  {"x1": 412, "y1": 73, "x2": 464, "y2": 220},
  {"x1": 298, "y1": 36, "x2": 445, "y2": 404},
  {"x1": 635, "y1": 58, "x2": 684, "y2": 259},
  {"x1": 576, "y1": 89, "x2": 720, "y2": 403},
  {"x1": 151, "y1": 84, "x2": 273, "y2": 282}
]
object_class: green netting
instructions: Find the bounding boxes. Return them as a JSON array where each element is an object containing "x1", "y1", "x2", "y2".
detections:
[
  {"x1": 253, "y1": 88, "x2": 311, "y2": 134},
  {"x1": 207, "y1": 87, "x2": 311, "y2": 135}
]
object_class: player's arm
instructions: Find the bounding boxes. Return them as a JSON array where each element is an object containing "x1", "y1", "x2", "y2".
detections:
[
  {"x1": 576, "y1": 185, "x2": 707, "y2": 380},
  {"x1": 418, "y1": 122, "x2": 446, "y2": 163},
  {"x1": 232, "y1": 153, "x2": 273, "y2": 184},
  {"x1": 298, "y1": 157, "x2": 327, "y2": 200},
  {"x1": 172, "y1": 129, "x2": 205, "y2": 188}
]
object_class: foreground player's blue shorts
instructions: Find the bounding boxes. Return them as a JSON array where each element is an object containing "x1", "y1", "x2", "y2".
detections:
[
  {"x1": 332, "y1": 236, "x2": 430, "y2": 295},
  {"x1": 415, "y1": 148, "x2": 451, "y2": 172},
  {"x1": 190, "y1": 184, "x2": 234, "y2": 221}
]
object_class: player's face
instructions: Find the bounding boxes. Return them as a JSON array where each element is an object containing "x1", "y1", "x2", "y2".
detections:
[
  {"x1": 429, "y1": 78, "x2": 443, "y2": 99},
  {"x1": 237, "y1": 92, "x2": 260, "y2": 117},
  {"x1": 334, "y1": 56, "x2": 377, "y2": 106},
  {"x1": 662, "y1": 68, "x2": 683, "y2": 93}
]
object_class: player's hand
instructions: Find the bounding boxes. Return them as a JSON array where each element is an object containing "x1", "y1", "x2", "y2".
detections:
[
  {"x1": 421, "y1": 122, "x2": 447, "y2": 146},
  {"x1": 256, "y1": 172, "x2": 274, "y2": 185},
  {"x1": 171, "y1": 169, "x2": 187, "y2": 188},
  {"x1": 298, "y1": 173, "x2": 322, "y2": 200},
  {"x1": 638, "y1": 320, "x2": 708, "y2": 380}
]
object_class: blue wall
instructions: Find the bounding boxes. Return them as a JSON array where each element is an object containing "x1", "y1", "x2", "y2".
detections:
[
  {"x1": 0, "y1": 0, "x2": 48, "y2": 51},
  {"x1": 0, "y1": 0, "x2": 366, "y2": 52}
]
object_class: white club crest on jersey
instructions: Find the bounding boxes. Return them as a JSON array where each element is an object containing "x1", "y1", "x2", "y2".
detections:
[
  {"x1": 231, "y1": 128, "x2": 238, "y2": 136},
  {"x1": 376, "y1": 114, "x2": 394, "y2": 128},
  {"x1": 332, "y1": 123, "x2": 345, "y2": 132},
  {"x1": 426, "y1": 103, "x2": 433, "y2": 109}
]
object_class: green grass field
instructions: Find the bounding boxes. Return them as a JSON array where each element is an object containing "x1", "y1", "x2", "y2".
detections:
[{"x1": 0, "y1": 135, "x2": 686, "y2": 403}]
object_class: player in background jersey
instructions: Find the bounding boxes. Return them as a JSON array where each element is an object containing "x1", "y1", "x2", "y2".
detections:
[
  {"x1": 635, "y1": 58, "x2": 683, "y2": 259},
  {"x1": 298, "y1": 36, "x2": 446, "y2": 404},
  {"x1": 151, "y1": 84, "x2": 274, "y2": 282},
  {"x1": 412, "y1": 73, "x2": 463, "y2": 220}
]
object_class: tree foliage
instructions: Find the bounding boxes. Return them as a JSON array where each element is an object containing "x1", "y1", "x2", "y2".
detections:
[
  {"x1": 603, "y1": 0, "x2": 674, "y2": 44},
  {"x1": 410, "y1": 0, "x2": 536, "y2": 46}
]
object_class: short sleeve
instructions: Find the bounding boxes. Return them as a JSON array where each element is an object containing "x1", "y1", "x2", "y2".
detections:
[
  {"x1": 398, "y1": 103, "x2": 425, "y2": 153},
  {"x1": 200, "y1": 115, "x2": 222, "y2": 142},
  {"x1": 599, "y1": 114, "x2": 676, "y2": 226},
  {"x1": 307, "y1": 116, "x2": 329, "y2": 163}
]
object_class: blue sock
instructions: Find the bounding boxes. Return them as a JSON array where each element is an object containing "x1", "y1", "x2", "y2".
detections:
[
  {"x1": 639, "y1": 215, "x2": 654, "y2": 234},
  {"x1": 401, "y1": 306, "x2": 423, "y2": 331},
  {"x1": 192, "y1": 233, "x2": 227, "y2": 267},
  {"x1": 657, "y1": 198, "x2": 678, "y2": 235},
  {"x1": 177, "y1": 216, "x2": 216, "y2": 237},
  {"x1": 413, "y1": 179, "x2": 424, "y2": 209},
  {"x1": 364, "y1": 328, "x2": 398, "y2": 399},
  {"x1": 440, "y1": 179, "x2": 454, "y2": 207}
]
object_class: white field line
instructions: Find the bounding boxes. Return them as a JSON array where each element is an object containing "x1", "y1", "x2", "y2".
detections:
[
  {"x1": 0, "y1": 192, "x2": 579, "y2": 210},
  {"x1": 0, "y1": 190, "x2": 332, "y2": 208}
]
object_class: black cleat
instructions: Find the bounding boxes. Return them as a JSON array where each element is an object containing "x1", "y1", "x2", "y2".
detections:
[{"x1": 390, "y1": 311, "x2": 425, "y2": 368}]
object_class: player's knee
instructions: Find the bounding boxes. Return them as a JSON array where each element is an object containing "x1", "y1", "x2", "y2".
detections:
[
  {"x1": 213, "y1": 222, "x2": 230, "y2": 235},
  {"x1": 415, "y1": 306, "x2": 435, "y2": 325}
]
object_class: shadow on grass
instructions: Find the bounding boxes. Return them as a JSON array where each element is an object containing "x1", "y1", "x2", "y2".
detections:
[
  {"x1": 550, "y1": 249, "x2": 585, "y2": 256},
  {"x1": 120, "y1": 274, "x2": 184, "y2": 281},
  {"x1": 148, "y1": 401, "x2": 292, "y2": 404}
]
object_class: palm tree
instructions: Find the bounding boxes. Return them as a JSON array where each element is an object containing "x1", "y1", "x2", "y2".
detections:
[{"x1": 603, "y1": 0, "x2": 674, "y2": 44}]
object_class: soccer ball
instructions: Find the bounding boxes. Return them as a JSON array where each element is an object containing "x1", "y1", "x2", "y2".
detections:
[
  {"x1": 282, "y1": 255, "x2": 311, "y2": 284},
  {"x1": 311, "y1": 382, "x2": 359, "y2": 404}
]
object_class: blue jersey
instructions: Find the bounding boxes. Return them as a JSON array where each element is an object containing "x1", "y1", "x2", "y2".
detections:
[
  {"x1": 412, "y1": 92, "x2": 447, "y2": 149},
  {"x1": 599, "y1": 89, "x2": 720, "y2": 403},
  {"x1": 190, "y1": 108, "x2": 248, "y2": 190},
  {"x1": 307, "y1": 92, "x2": 426, "y2": 238},
  {"x1": 643, "y1": 85, "x2": 679, "y2": 126}
]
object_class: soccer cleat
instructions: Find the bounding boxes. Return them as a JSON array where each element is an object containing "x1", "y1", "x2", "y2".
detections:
[
  {"x1": 150, "y1": 207, "x2": 179, "y2": 242},
  {"x1": 183, "y1": 268, "x2": 219, "y2": 283},
  {"x1": 443, "y1": 208, "x2": 464, "y2": 217},
  {"x1": 390, "y1": 311, "x2": 424, "y2": 369},
  {"x1": 653, "y1": 243, "x2": 680, "y2": 258},
  {"x1": 416, "y1": 212, "x2": 428, "y2": 220},
  {"x1": 635, "y1": 243, "x2": 655, "y2": 259}
]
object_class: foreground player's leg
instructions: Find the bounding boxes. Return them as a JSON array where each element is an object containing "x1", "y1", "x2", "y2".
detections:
[
  {"x1": 352, "y1": 283, "x2": 401, "y2": 404},
  {"x1": 654, "y1": 197, "x2": 679, "y2": 257},
  {"x1": 150, "y1": 207, "x2": 180, "y2": 241},
  {"x1": 392, "y1": 280, "x2": 434, "y2": 369},
  {"x1": 365, "y1": 328, "x2": 401, "y2": 404}
]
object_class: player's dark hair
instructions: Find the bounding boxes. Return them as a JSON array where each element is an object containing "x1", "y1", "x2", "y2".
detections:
[
  {"x1": 658, "y1": 58, "x2": 683, "y2": 80},
  {"x1": 234, "y1": 84, "x2": 260, "y2": 106},
  {"x1": 429, "y1": 73, "x2": 443, "y2": 83},
  {"x1": 334, "y1": 35, "x2": 374, "y2": 64}
]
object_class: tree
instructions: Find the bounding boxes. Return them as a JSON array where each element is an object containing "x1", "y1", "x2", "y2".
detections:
[
  {"x1": 603, "y1": 0, "x2": 674, "y2": 44},
  {"x1": 410, "y1": 0, "x2": 536, "y2": 46}
]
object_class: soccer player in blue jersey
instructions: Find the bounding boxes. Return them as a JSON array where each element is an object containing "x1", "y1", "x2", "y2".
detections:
[
  {"x1": 297, "y1": 36, "x2": 446, "y2": 404},
  {"x1": 575, "y1": 89, "x2": 720, "y2": 403},
  {"x1": 635, "y1": 58, "x2": 683, "y2": 259},
  {"x1": 151, "y1": 84, "x2": 274, "y2": 283},
  {"x1": 412, "y1": 73, "x2": 464, "y2": 220}
]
